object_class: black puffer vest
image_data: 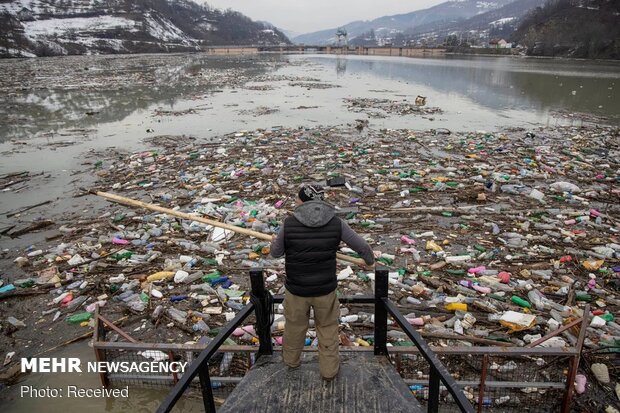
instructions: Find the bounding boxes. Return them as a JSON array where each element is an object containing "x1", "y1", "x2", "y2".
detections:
[{"x1": 283, "y1": 214, "x2": 342, "y2": 297}]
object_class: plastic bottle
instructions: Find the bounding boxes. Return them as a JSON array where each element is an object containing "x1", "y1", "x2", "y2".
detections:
[
  {"x1": 400, "y1": 235, "x2": 416, "y2": 245},
  {"x1": 7, "y1": 316, "x2": 26, "y2": 328},
  {"x1": 167, "y1": 308, "x2": 187, "y2": 324},
  {"x1": 183, "y1": 271, "x2": 204, "y2": 284},
  {"x1": 445, "y1": 303, "x2": 467, "y2": 311},
  {"x1": 510, "y1": 296, "x2": 531, "y2": 308},
  {"x1": 174, "y1": 270, "x2": 189, "y2": 283},
  {"x1": 473, "y1": 285, "x2": 491, "y2": 294},
  {"x1": 60, "y1": 293, "x2": 74, "y2": 307},
  {"x1": 183, "y1": 258, "x2": 199, "y2": 270},
  {"x1": 52, "y1": 292, "x2": 70, "y2": 304},
  {"x1": 192, "y1": 320, "x2": 210, "y2": 333},
  {"x1": 66, "y1": 296, "x2": 88, "y2": 312},
  {"x1": 127, "y1": 299, "x2": 147, "y2": 312},
  {"x1": 355, "y1": 338, "x2": 370, "y2": 347},
  {"x1": 472, "y1": 300, "x2": 499, "y2": 313},
  {"x1": 407, "y1": 317, "x2": 426, "y2": 326},
  {"x1": 406, "y1": 296, "x2": 422, "y2": 305},
  {"x1": 468, "y1": 265, "x2": 486, "y2": 274},
  {"x1": 147, "y1": 271, "x2": 175, "y2": 282},
  {"x1": 226, "y1": 301, "x2": 243, "y2": 311},
  {"x1": 341, "y1": 315, "x2": 359, "y2": 323},
  {"x1": 600, "y1": 313, "x2": 614, "y2": 322},
  {"x1": 527, "y1": 290, "x2": 545, "y2": 310},
  {"x1": 152, "y1": 305, "x2": 164, "y2": 320},
  {"x1": 66, "y1": 312, "x2": 92, "y2": 324},
  {"x1": 445, "y1": 255, "x2": 470, "y2": 263},
  {"x1": 85, "y1": 300, "x2": 106, "y2": 313}
]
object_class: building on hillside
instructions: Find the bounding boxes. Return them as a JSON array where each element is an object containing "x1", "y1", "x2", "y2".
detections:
[{"x1": 489, "y1": 38, "x2": 512, "y2": 48}]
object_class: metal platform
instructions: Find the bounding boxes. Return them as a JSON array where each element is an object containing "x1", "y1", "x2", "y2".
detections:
[{"x1": 218, "y1": 352, "x2": 424, "y2": 413}]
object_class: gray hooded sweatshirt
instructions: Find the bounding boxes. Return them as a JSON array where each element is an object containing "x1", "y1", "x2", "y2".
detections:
[{"x1": 270, "y1": 200, "x2": 375, "y2": 265}]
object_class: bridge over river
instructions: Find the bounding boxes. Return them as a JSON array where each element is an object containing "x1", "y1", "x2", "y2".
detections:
[{"x1": 202, "y1": 45, "x2": 447, "y2": 57}]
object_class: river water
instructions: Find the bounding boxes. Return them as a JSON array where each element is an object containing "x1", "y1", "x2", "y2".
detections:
[
  {"x1": 1, "y1": 53, "x2": 617, "y2": 219},
  {"x1": 0, "y1": 54, "x2": 618, "y2": 145},
  {"x1": 0, "y1": 53, "x2": 618, "y2": 412}
]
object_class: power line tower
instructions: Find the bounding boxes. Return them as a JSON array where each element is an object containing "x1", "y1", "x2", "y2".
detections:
[{"x1": 335, "y1": 27, "x2": 348, "y2": 47}]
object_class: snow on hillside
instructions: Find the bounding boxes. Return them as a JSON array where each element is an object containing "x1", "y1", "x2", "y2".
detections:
[
  {"x1": 0, "y1": 0, "x2": 104, "y2": 15},
  {"x1": 0, "y1": 0, "x2": 287, "y2": 57},
  {"x1": 144, "y1": 13, "x2": 193, "y2": 44},
  {"x1": 476, "y1": 2, "x2": 499, "y2": 10},
  {"x1": 22, "y1": 16, "x2": 137, "y2": 39},
  {"x1": 490, "y1": 16, "x2": 516, "y2": 26}
]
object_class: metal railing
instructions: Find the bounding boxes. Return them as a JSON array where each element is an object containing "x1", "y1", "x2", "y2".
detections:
[
  {"x1": 155, "y1": 267, "x2": 476, "y2": 413},
  {"x1": 374, "y1": 268, "x2": 474, "y2": 413}
]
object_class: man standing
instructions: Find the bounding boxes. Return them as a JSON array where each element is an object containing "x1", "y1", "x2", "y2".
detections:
[{"x1": 270, "y1": 184, "x2": 375, "y2": 381}]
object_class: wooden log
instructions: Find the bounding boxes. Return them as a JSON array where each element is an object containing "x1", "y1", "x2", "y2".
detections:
[
  {"x1": 8, "y1": 220, "x2": 54, "y2": 237},
  {"x1": 92, "y1": 190, "x2": 367, "y2": 266},
  {"x1": 6, "y1": 200, "x2": 53, "y2": 217}
]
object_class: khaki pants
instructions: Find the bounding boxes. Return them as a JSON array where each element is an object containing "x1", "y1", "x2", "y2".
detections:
[{"x1": 282, "y1": 289, "x2": 340, "y2": 378}]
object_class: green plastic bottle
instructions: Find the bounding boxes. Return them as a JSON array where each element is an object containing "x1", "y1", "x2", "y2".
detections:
[
  {"x1": 20, "y1": 280, "x2": 35, "y2": 288},
  {"x1": 202, "y1": 270, "x2": 221, "y2": 283},
  {"x1": 575, "y1": 293, "x2": 592, "y2": 302},
  {"x1": 510, "y1": 295, "x2": 531, "y2": 308},
  {"x1": 474, "y1": 244, "x2": 487, "y2": 253},
  {"x1": 377, "y1": 257, "x2": 393, "y2": 265},
  {"x1": 447, "y1": 269, "x2": 465, "y2": 276},
  {"x1": 113, "y1": 251, "x2": 133, "y2": 261},
  {"x1": 204, "y1": 258, "x2": 218, "y2": 266},
  {"x1": 489, "y1": 293, "x2": 506, "y2": 302},
  {"x1": 67, "y1": 312, "x2": 92, "y2": 324}
]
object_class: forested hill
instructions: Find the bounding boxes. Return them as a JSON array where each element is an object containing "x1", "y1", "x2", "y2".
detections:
[
  {"x1": 0, "y1": 0, "x2": 290, "y2": 58},
  {"x1": 511, "y1": 0, "x2": 619, "y2": 58}
]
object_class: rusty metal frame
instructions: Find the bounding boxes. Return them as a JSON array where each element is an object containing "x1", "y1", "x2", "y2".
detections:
[
  {"x1": 477, "y1": 355, "x2": 489, "y2": 413},
  {"x1": 561, "y1": 304, "x2": 590, "y2": 413},
  {"x1": 97, "y1": 313, "x2": 138, "y2": 343},
  {"x1": 526, "y1": 317, "x2": 583, "y2": 348},
  {"x1": 92, "y1": 341, "x2": 580, "y2": 357},
  {"x1": 93, "y1": 306, "x2": 110, "y2": 387}
]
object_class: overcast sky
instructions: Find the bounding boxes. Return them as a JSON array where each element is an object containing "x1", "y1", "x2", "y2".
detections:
[{"x1": 199, "y1": 1, "x2": 445, "y2": 34}]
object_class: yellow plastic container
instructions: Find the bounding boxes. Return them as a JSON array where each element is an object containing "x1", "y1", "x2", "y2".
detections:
[
  {"x1": 146, "y1": 271, "x2": 175, "y2": 282},
  {"x1": 445, "y1": 303, "x2": 468, "y2": 311},
  {"x1": 426, "y1": 240, "x2": 443, "y2": 252},
  {"x1": 355, "y1": 338, "x2": 370, "y2": 347}
]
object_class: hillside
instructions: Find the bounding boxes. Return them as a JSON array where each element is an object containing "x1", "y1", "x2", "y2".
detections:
[
  {"x1": 293, "y1": 0, "x2": 517, "y2": 45},
  {"x1": 402, "y1": 0, "x2": 544, "y2": 47},
  {"x1": 0, "y1": 0, "x2": 290, "y2": 58},
  {"x1": 511, "y1": 0, "x2": 620, "y2": 58}
]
